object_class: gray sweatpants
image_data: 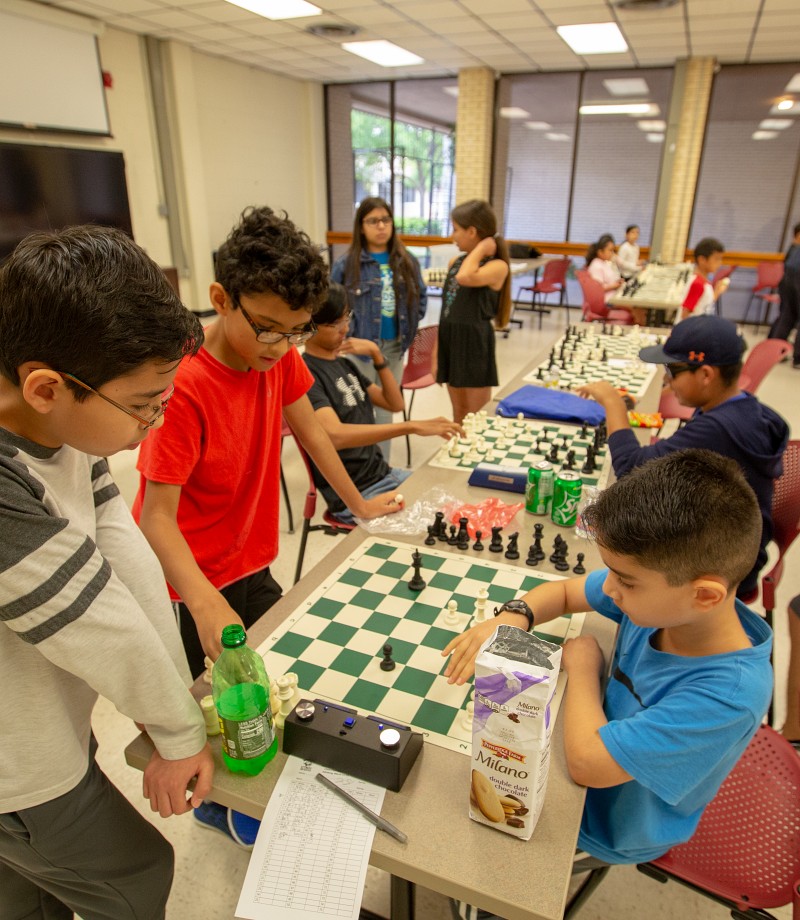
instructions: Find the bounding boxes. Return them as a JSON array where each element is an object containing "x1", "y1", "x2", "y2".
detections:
[{"x1": 0, "y1": 753, "x2": 173, "y2": 920}]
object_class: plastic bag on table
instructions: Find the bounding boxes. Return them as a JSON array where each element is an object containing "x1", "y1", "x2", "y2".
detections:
[
  {"x1": 354, "y1": 486, "x2": 462, "y2": 535},
  {"x1": 448, "y1": 497, "x2": 524, "y2": 540}
]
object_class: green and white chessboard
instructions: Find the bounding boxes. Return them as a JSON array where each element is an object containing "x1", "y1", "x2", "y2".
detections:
[
  {"x1": 523, "y1": 359, "x2": 658, "y2": 398},
  {"x1": 428, "y1": 414, "x2": 610, "y2": 488},
  {"x1": 257, "y1": 538, "x2": 584, "y2": 755}
]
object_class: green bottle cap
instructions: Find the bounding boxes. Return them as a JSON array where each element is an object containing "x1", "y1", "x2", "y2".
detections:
[{"x1": 220, "y1": 624, "x2": 247, "y2": 648}]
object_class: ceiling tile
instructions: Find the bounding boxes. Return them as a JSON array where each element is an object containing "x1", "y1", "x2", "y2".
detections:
[
  {"x1": 134, "y1": 7, "x2": 210, "y2": 27},
  {"x1": 422, "y1": 17, "x2": 491, "y2": 35},
  {"x1": 461, "y1": 0, "x2": 538, "y2": 13},
  {"x1": 487, "y1": 12, "x2": 548, "y2": 30},
  {"x1": 91, "y1": 0, "x2": 165, "y2": 12},
  {"x1": 181, "y1": 2, "x2": 262, "y2": 22},
  {"x1": 105, "y1": 14, "x2": 155, "y2": 32}
]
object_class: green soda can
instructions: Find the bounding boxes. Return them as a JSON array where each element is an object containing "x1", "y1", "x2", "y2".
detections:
[
  {"x1": 551, "y1": 471, "x2": 583, "y2": 527},
  {"x1": 525, "y1": 461, "x2": 554, "y2": 515}
]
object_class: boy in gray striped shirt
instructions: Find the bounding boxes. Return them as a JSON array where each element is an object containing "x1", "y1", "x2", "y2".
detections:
[{"x1": 0, "y1": 226, "x2": 213, "y2": 919}]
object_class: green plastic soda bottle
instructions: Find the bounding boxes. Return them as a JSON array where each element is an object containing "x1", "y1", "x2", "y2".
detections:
[{"x1": 212, "y1": 624, "x2": 278, "y2": 776}]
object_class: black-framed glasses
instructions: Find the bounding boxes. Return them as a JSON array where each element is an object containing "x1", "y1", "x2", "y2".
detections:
[
  {"x1": 60, "y1": 373, "x2": 174, "y2": 428},
  {"x1": 664, "y1": 363, "x2": 699, "y2": 381},
  {"x1": 318, "y1": 311, "x2": 353, "y2": 329},
  {"x1": 237, "y1": 300, "x2": 317, "y2": 345},
  {"x1": 363, "y1": 216, "x2": 392, "y2": 227}
]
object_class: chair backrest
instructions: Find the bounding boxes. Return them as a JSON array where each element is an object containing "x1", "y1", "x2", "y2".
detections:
[
  {"x1": 754, "y1": 261, "x2": 785, "y2": 292},
  {"x1": 285, "y1": 424, "x2": 318, "y2": 522},
  {"x1": 401, "y1": 324, "x2": 438, "y2": 388},
  {"x1": 657, "y1": 386, "x2": 694, "y2": 422},
  {"x1": 771, "y1": 439, "x2": 800, "y2": 558},
  {"x1": 576, "y1": 269, "x2": 609, "y2": 320},
  {"x1": 739, "y1": 338, "x2": 793, "y2": 394},
  {"x1": 652, "y1": 725, "x2": 800, "y2": 911},
  {"x1": 541, "y1": 256, "x2": 571, "y2": 287},
  {"x1": 712, "y1": 264, "x2": 737, "y2": 284}
]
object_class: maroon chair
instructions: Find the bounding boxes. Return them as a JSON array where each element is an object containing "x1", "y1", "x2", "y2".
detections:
[
  {"x1": 515, "y1": 257, "x2": 572, "y2": 329},
  {"x1": 565, "y1": 726, "x2": 800, "y2": 919},
  {"x1": 739, "y1": 338, "x2": 793, "y2": 394},
  {"x1": 400, "y1": 324, "x2": 438, "y2": 466},
  {"x1": 279, "y1": 417, "x2": 295, "y2": 533},
  {"x1": 576, "y1": 269, "x2": 634, "y2": 326},
  {"x1": 710, "y1": 263, "x2": 737, "y2": 316},
  {"x1": 743, "y1": 262, "x2": 784, "y2": 328}
]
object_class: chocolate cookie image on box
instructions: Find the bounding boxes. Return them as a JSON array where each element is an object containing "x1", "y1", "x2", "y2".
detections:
[{"x1": 471, "y1": 770, "x2": 505, "y2": 823}]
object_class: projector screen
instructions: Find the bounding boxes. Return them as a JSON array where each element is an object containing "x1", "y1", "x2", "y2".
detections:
[{"x1": 0, "y1": 6, "x2": 110, "y2": 135}]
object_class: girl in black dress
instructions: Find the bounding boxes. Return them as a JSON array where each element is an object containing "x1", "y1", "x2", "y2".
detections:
[{"x1": 435, "y1": 199, "x2": 511, "y2": 424}]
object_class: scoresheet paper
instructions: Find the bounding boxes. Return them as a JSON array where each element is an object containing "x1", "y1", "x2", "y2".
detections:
[{"x1": 235, "y1": 757, "x2": 385, "y2": 920}]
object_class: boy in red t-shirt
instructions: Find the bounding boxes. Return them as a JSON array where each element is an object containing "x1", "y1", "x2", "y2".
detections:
[
  {"x1": 133, "y1": 207, "x2": 400, "y2": 682},
  {"x1": 678, "y1": 237, "x2": 728, "y2": 322}
]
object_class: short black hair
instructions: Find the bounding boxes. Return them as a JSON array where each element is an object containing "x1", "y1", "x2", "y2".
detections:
[
  {"x1": 313, "y1": 281, "x2": 348, "y2": 326},
  {"x1": 0, "y1": 225, "x2": 202, "y2": 399},
  {"x1": 215, "y1": 206, "x2": 328, "y2": 313},
  {"x1": 582, "y1": 449, "x2": 761, "y2": 592},
  {"x1": 693, "y1": 237, "x2": 725, "y2": 262},
  {"x1": 625, "y1": 225, "x2": 639, "y2": 234},
  {"x1": 793, "y1": 221, "x2": 800, "y2": 237}
]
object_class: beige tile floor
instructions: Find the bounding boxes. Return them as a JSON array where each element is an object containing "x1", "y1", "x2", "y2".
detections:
[{"x1": 96, "y1": 302, "x2": 797, "y2": 920}]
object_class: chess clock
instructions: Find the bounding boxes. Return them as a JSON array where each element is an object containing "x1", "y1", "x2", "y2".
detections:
[{"x1": 494, "y1": 599, "x2": 535, "y2": 631}]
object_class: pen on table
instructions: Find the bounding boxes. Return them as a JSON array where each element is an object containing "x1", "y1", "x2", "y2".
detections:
[{"x1": 315, "y1": 772, "x2": 408, "y2": 844}]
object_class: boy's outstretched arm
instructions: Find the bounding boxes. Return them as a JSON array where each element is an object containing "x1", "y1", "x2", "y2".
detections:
[
  {"x1": 314, "y1": 403, "x2": 463, "y2": 451},
  {"x1": 285, "y1": 394, "x2": 402, "y2": 520},
  {"x1": 442, "y1": 576, "x2": 590, "y2": 684},
  {"x1": 138, "y1": 481, "x2": 245, "y2": 661},
  {"x1": 560, "y1": 637, "x2": 632, "y2": 789}
]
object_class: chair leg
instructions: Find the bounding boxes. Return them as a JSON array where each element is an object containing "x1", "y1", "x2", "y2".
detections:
[
  {"x1": 563, "y1": 867, "x2": 611, "y2": 919},
  {"x1": 280, "y1": 462, "x2": 294, "y2": 534},
  {"x1": 742, "y1": 293, "x2": 757, "y2": 325},
  {"x1": 293, "y1": 519, "x2": 311, "y2": 585},
  {"x1": 405, "y1": 391, "x2": 417, "y2": 467}
]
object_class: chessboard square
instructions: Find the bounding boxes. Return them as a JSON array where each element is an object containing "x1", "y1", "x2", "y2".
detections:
[
  {"x1": 325, "y1": 581, "x2": 361, "y2": 604},
  {"x1": 392, "y1": 665, "x2": 437, "y2": 697},
  {"x1": 466, "y1": 564, "x2": 496, "y2": 584},
  {"x1": 331, "y1": 648, "x2": 373, "y2": 677},
  {"x1": 380, "y1": 687, "x2": 425, "y2": 724},
  {"x1": 290, "y1": 613, "x2": 333, "y2": 640},
  {"x1": 307, "y1": 597, "x2": 345, "y2": 620},
  {"x1": 409, "y1": 586, "x2": 453, "y2": 610},
  {"x1": 486, "y1": 583, "x2": 522, "y2": 606},
  {"x1": 404, "y1": 602, "x2": 444, "y2": 626},
  {"x1": 449, "y1": 592, "x2": 481, "y2": 616},
  {"x1": 346, "y1": 627, "x2": 395, "y2": 656},
  {"x1": 364, "y1": 573, "x2": 403, "y2": 596},
  {"x1": 419, "y1": 625, "x2": 456, "y2": 651},
  {"x1": 287, "y1": 660, "x2": 326, "y2": 692},
  {"x1": 362, "y1": 611, "x2": 402, "y2": 636},
  {"x1": 261, "y1": 650, "x2": 297, "y2": 678},
  {"x1": 391, "y1": 617, "x2": 437, "y2": 645},
  {"x1": 343, "y1": 679, "x2": 390, "y2": 713},
  {"x1": 426, "y1": 674, "x2": 472, "y2": 709},
  {"x1": 310, "y1": 668, "x2": 357, "y2": 701},
  {"x1": 414, "y1": 699, "x2": 459, "y2": 735},
  {"x1": 377, "y1": 560, "x2": 409, "y2": 580},
  {"x1": 318, "y1": 621, "x2": 358, "y2": 646},
  {"x1": 418, "y1": 550, "x2": 447, "y2": 571},
  {"x1": 294, "y1": 639, "x2": 347, "y2": 669},
  {"x1": 407, "y1": 642, "x2": 451, "y2": 674},
  {"x1": 269, "y1": 632, "x2": 313, "y2": 659},
  {"x1": 338, "y1": 567, "x2": 372, "y2": 587},
  {"x1": 332, "y1": 605, "x2": 374, "y2": 630},
  {"x1": 376, "y1": 595, "x2": 414, "y2": 616},
  {"x1": 371, "y1": 636, "x2": 416, "y2": 665},
  {"x1": 349, "y1": 588, "x2": 387, "y2": 611},
  {"x1": 429, "y1": 571, "x2": 460, "y2": 591},
  {"x1": 534, "y1": 618, "x2": 570, "y2": 643},
  {"x1": 520, "y1": 574, "x2": 550, "y2": 592},
  {"x1": 364, "y1": 542, "x2": 395, "y2": 560}
]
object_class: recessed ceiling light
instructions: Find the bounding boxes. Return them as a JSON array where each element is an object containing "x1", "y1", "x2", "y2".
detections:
[
  {"x1": 557, "y1": 23, "x2": 628, "y2": 55},
  {"x1": 341, "y1": 40, "x2": 423, "y2": 67},
  {"x1": 604, "y1": 78, "x2": 649, "y2": 96},
  {"x1": 545, "y1": 132, "x2": 571, "y2": 141},
  {"x1": 646, "y1": 133, "x2": 664, "y2": 142},
  {"x1": 224, "y1": 0, "x2": 321, "y2": 20},
  {"x1": 499, "y1": 107, "x2": 531, "y2": 119},
  {"x1": 760, "y1": 119, "x2": 792, "y2": 130},
  {"x1": 580, "y1": 103, "x2": 652, "y2": 115},
  {"x1": 525, "y1": 121, "x2": 552, "y2": 130},
  {"x1": 776, "y1": 99, "x2": 796, "y2": 112},
  {"x1": 443, "y1": 86, "x2": 459, "y2": 97},
  {"x1": 752, "y1": 130, "x2": 778, "y2": 140},
  {"x1": 785, "y1": 74, "x2": 800, "y2": 93},
  {"x1": 638, "y1": 120, "x2": 666, "y2": 131}
]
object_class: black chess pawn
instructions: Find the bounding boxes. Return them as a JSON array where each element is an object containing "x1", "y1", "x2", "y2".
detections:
[
  {"x1": 473, "y1": 530, "x2": 484, "y2": 552},
  {"x1": 408, "y1": 551, "x2": 426, "y2": 591},
  {"x1": 582, "y1": 446, "x2": 596, "y2": 474},
  {"x1": 564, "y1": 449, "x2": 576, "y2": 470},
  {"x1": 548, "y1": 444, "x2": 559, "y2": 464},
  {"x1": 537, "y1": 367, "x2": 545, "y2": 380},
  {"x1": 525, "y1": 543, "x2": 539, "y2": 566},
  {"x1": 456, "y1": 517, "x2": 470, "y2": 550},
  {"x1": 447, "y1": 524, "x2": 458, "y2": 545},
  {"x1": 424, "y1": 525, "x2": 436, "y2": 546},
  {"x1": 532, "y1": 535, "x2": 545, "y2": 561},
  {"x1": 489, "y1": 526, "x2": 504, "y2": 553},
  {"x1": 601, "y1": 348, "x2": 608, "y2": 362},
  {"x1": 554, "y1": 542, "x2": 570, "y2": 572},
  {"x1": 435, "y1": 511, "x2": 448, "y2": 541},
  {"x1": 573, "y1": 552, "x2": 586, "y2": 575},
  {"x1": 579, "y1": 423, "x2": 588, "y2": 438},
  {"x1": 550, "y1": 535, "x2": 565, "y2": 565},
  {"x1": 505, "y1": 532, "x2": 520, "y2": 560},
  {"x1": 380, "y1": 644, "x2": 396, "y2": 671}
]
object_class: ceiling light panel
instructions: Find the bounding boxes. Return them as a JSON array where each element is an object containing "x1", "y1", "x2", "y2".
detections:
[
  {"x1": 224, "y1": 0, "x2": 322, "y2": 20},
  {"x1": 603, "y1": 77, "x2": 649, "y2": 95},
  {"x1": 341, "y1": 40, "x2": 424, "y2": 66},
  {"x1": 557, "y1": 23, "x2": 628, "y2": 55}
]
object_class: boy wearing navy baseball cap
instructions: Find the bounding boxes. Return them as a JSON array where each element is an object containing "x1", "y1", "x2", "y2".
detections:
[{"x1": 577, "y1": 316, "x2": 789, "y2": 599}]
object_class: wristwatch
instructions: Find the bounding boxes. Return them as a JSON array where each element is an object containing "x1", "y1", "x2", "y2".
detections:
[
  {"x1": 493, "y1": 599, "x2": 534, "y2": 631},
  {"x1": 373, "y1": 360, "x2": 388, "y2": 371}
]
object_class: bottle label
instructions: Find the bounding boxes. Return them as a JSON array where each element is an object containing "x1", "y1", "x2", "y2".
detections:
[{"x1": 219, "y1": 712, "x2": 273, "y2": 760}]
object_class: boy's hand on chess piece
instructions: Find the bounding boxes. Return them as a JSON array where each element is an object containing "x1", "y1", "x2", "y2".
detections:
[
  {"x1": 411, "y1": 417, "x2": 465, "y2": 440},
  {"x1": 561, "y1": 635, "x2": 605, "y2": 680},
  {"x1": 575, "y1": 380, "x2": 621, "y2": 406},
  {"x1": 360, "y1": 491, "x2": 404, "y2": 519}
]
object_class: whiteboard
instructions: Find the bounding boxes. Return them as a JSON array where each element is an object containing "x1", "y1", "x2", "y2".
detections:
[{"x1": 0, "y1": 8, "x2": 109, "y2": 135}]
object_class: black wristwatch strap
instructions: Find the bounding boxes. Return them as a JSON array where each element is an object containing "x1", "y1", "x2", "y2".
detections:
[
  {"x1": 373, "y1": 360, "x2": 388, "y2": 371},
  {"x1": 493, "y1": 601, "x2": 534, "y2": 632}
]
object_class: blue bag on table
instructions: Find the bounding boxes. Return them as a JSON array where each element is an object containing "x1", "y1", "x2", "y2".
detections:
[{"x1": 496, "y1": 386, "x2": 606, "y2": 426}]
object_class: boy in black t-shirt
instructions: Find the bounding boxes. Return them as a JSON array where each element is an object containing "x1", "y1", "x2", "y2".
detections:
[{"x1": 302, "y1": 283, "x2": 463, "y2": 522}]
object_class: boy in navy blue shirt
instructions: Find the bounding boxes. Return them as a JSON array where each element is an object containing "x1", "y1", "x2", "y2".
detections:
[{"x1": 444, "y1": 449, "x2": 772, "y2": 916}]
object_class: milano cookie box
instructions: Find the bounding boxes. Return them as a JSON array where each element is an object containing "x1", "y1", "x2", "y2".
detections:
[{"x1": 469, "y1": 624, "x2": 562, "y2": 840}]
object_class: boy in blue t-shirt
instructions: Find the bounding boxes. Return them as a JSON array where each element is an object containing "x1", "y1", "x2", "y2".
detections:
[{"x1": 444, "y1": 449, "x2": 772, "y2": 913}]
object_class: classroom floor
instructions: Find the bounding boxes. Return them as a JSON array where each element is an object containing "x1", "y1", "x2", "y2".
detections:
[{"x1": 95, "y1": 299, "x2": 797, "y2": 920}]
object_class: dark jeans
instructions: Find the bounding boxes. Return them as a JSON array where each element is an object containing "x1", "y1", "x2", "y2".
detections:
[
  {"x1": 768, "y1": 272, "x2": 800, "y2": 362},
  {"x1": 178, "y1": 566, "x2": 282, "y2": 679},
  {"x1": 0, "y1": 748, "x2": 173, "y2": 920}
]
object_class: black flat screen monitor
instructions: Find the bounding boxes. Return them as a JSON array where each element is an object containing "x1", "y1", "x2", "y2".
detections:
[{"x1": 0, "y1": 142, "x2": 133, "y2": 262}]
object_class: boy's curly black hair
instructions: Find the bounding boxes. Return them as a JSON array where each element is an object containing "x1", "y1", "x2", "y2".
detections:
[{"x1": 215, "y1": 206, "x2": 328, "y2": 313}]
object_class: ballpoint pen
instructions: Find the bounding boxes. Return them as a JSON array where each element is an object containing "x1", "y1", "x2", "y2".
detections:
[{"x1": 316, "y1": 772, "x2": 408, "y2": 844}]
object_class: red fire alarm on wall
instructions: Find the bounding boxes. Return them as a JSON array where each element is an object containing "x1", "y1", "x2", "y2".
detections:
[{"x1": 102, "y1": 71, "x2": 113, "y2": 89}]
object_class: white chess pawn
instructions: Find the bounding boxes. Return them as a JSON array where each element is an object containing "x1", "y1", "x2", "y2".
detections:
[
  {"x1": 462, "y1": 700, "x2": 475, "y2": 733},
  {"x1": 516, "y1": 412, "x2": 525, "y2": 427},
  {"x1": 444, "y1": 599, "x2": 460, "y2": 627},
  {"x1": 203, "y1": 655, "x2": 214, "y2": 685}
]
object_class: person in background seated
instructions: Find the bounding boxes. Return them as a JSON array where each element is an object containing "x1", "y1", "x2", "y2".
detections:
[
  {"x1": 767, "y1": 221, "x2": 800, "y2": 369},
  {"x1": 575, "y1": 315, "x2": 789, "y2": 601},
  {"x1": 586, "y1": 234, "x2": 623, "y2": 302},
  {"x1": 445, "y1": 450, "x2": 773, "y2": 920},
  {"x1": 678, "y1": 237, "x2": 729, "y2": 322},
  {"x1": 302, "y1": 282, "x2": 464, "y2": 523},
  {"x1": 616, "y1": 225, "x2": 642, "y2": 279}
]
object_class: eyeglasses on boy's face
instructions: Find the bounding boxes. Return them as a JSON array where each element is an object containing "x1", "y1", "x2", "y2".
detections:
[
  {"x1": 664, "y1": 363, "x2": 699, "y2": 381},
  {"x1": 363, "y1": 216, "x2": 392, "y2": 227},
  {"x1": 319, "y1": 312, "x2": 352, "y2": 329},
  {"x1": 236, "y1": 299, "x2": 317, "y2": 345},
  {"x1": 60, "y1": 372, "x2": 174, "y2": 428}
]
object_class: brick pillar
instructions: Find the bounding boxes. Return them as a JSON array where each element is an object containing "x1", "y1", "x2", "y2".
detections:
[
  {"x1": 455, "y1": 67, "x2": 495, "y2": 204},
  {"x1": 651, "y1": 57, "x2": 716, "y2": 262}
]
